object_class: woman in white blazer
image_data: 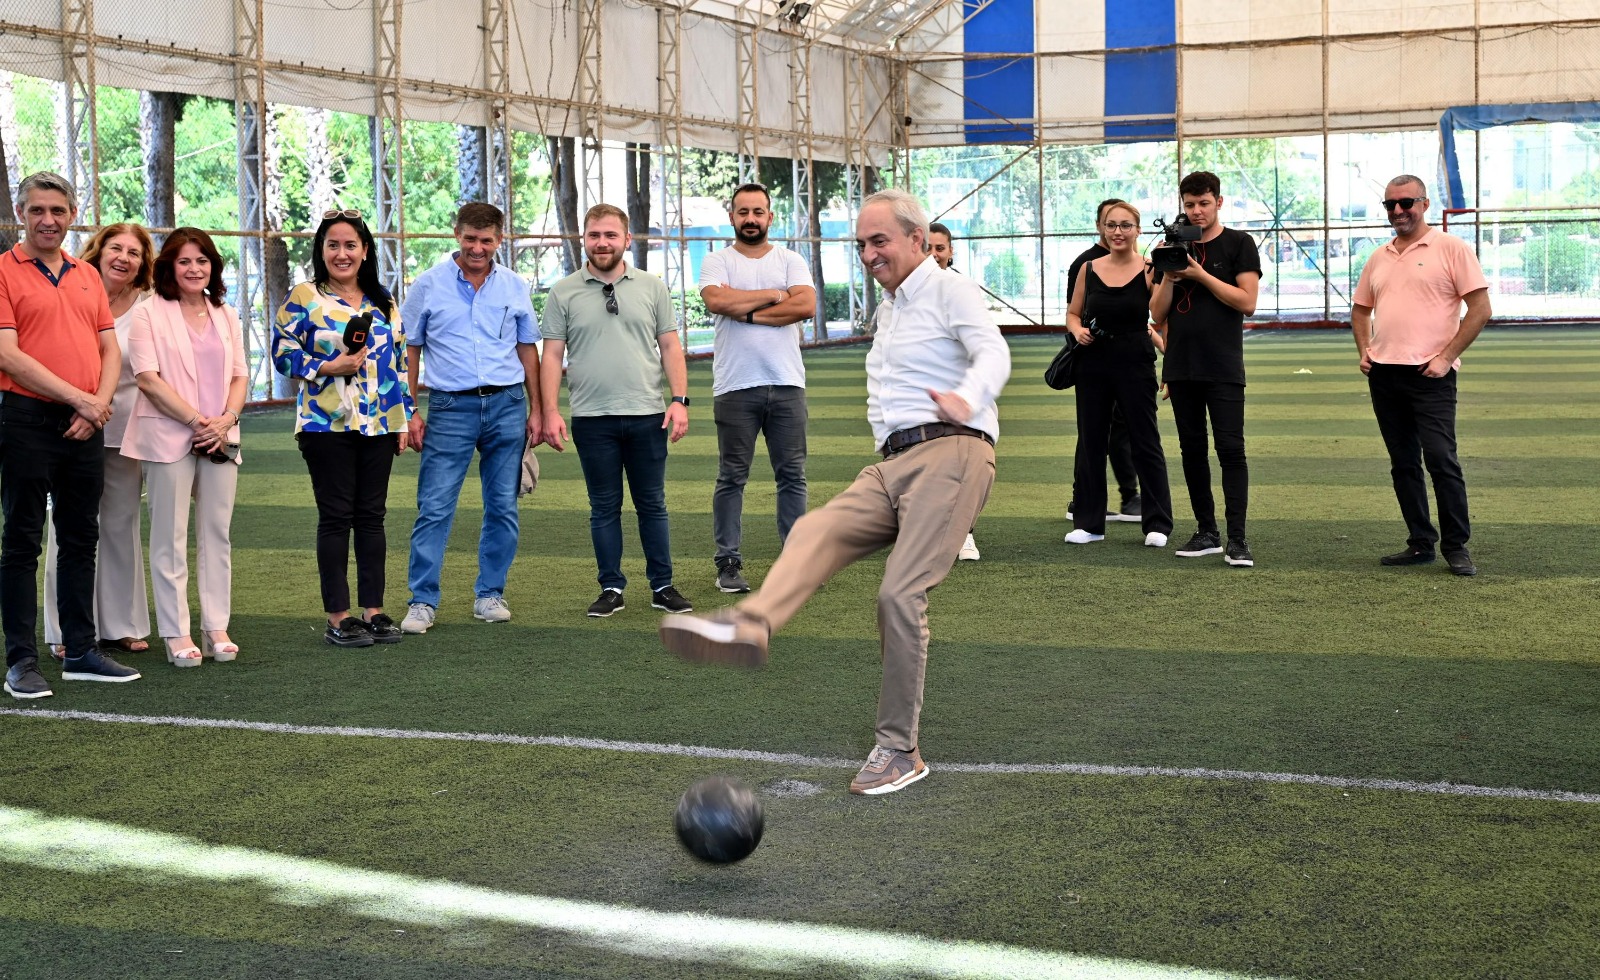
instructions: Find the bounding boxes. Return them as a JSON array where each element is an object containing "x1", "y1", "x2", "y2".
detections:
[{"x1": 121, "y1": 228, "x2": 248, "y2": 668}]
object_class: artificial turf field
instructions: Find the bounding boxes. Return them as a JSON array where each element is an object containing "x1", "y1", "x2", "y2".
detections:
[{"x1": 1, "y1": 328, "x2": 1596, "y2": 980}]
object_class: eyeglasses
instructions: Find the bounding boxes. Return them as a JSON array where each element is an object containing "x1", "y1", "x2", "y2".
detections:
[
  {"x1": 323, "y1": 208, "x2": 364, "y2": 219},
  {"x1": 601, "y1": 282, "x2": 618, "y2": 315},
  {"x1": 1103, "y1": 222, "x2": 1138, "y2": 232},
  {"x1": 1381, "y1": 198, "x2": 1422, "y2": 212}
]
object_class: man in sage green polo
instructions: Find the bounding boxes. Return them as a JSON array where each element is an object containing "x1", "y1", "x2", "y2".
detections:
[{"x1": 540, "y1": 203, "x2": 693, "y2": 618}]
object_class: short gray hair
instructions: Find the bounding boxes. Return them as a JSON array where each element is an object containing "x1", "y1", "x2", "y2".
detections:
[
  {"x1": 1388, "y1": 174, "x2": 1427, "y2": 197},
  {"x1": 16, "y1": 171, "x2": 77, "y2": 212},
  {"x1": 863, "y1": 189, "x2": 929, "y2": 240}
]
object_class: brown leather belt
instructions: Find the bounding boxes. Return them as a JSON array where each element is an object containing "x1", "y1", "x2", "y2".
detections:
[{"x1": 880, "y1": 422, "x2": 993, "y2": 458}]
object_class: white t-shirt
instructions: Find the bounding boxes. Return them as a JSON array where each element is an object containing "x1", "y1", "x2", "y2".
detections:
[{"x1": 699, "y1": 245, "x2": 814, "y2": 395}]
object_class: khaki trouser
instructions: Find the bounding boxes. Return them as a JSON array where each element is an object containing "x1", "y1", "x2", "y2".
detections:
[
  {"x1": 146, "y1": 453, "x2": 238, "y2": 637},
  {"x1": 740, "y1": 433, "x2": 996, "y2": 751}
]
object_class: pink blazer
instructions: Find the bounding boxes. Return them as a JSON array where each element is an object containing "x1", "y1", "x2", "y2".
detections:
[{"x1": 121, "y1": 295, "x2": 246, "y2": 464}]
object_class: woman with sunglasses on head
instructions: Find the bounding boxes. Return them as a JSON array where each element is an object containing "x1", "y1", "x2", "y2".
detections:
[
  {"x1": 273, "y1": 209, "x2": 414, "y2": 648},
  {"x1": 1063, "y1": 200, "x2": 1174, "y2": 550},
  {"x1": 121, "y1": 228, "x2": 248, "y2": 668}
]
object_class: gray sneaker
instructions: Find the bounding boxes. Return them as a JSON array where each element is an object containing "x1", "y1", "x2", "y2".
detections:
[
  {"x1": 4, "y1": 658, "x2": 53, "y2": 700},
  {"x1": 715, "y1": 558, "x2": 750, "y2": 594},
  {"x1": 849, "y1": 745, "x2": 929, "y2": 796},
  {"x1": 400, "y1": 603, "x2": 436, "y2": 634},
  {"x1": 473, "y1": 596, "x2": 512, "y2": 623}
]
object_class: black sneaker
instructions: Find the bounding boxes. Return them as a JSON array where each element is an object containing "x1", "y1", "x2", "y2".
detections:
[
  {"x1": 4, "y1": 658, "x2": 53, "y2": 700},
  {"x1": 363, "y1": 613, "x2": 403, "y2": 644},
  {"x1": 61, "y1": 649, "x2": 141, "y2": 683},
  {"x1": 1444, "y1": 550, "x2": 1477, "y2": 577},
  {"x1": 587, "y1": 589, "x2": 625, "y2": 618},
  {"x1": 1225, "y1": 539, "x2": 1254, "y2": 567},
  {"x1": 325, "y1": 617, "x2": 375, "y2": 648},
  {"x1": 651, "y1": 586, "x2": 693, "y2": 613},
  {"x1": 715, "y1": 557, "x2": 751, "y2": 594},
  {"x1": 1380, "y1": 546, "x2": 1436, "y2": 566},
  {"x1": 1109, "y1": 494, "x2": 1142, "y2": 523},
  {"x1": 1175, "y1": 530, "x2": 1223, "y2": 558}
]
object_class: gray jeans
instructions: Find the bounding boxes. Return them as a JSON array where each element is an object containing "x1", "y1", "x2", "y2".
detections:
[{"x1": 713, "y1": 384, "x2": 808, "y2": 561}]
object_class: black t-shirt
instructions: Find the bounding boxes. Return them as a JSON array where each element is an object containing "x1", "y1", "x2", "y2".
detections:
[
  {"x1": 1161, "y1": 227, "x2": 1260, "y2": 386},
  {"x1": 1080, "y1": 263, "x2": 1156, "y2": 373},
  {"x1": 1067, "y1": 243, "x2": 1109, "y2": 306}
]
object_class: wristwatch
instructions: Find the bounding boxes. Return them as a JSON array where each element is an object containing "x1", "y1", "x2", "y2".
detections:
[{"x1": 671, "y1": 395, "x2": 691, "y2": 407}]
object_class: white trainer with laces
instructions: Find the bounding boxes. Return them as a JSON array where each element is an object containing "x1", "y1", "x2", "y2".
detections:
[
  {"x1": 1064, "y1": 529, "x2": 1105, "y2": 544},
  {"x1": 473, "y1": 596, "x2": 512, "y2": 623},
  {"x1": 401, "y1": 603, "x2": 436, "y2": 634},
  {"x1": 1144, "y1": 531, "x2": 1169, "y2": 548},
  {"x1": 957, "y1": 533, "x2": 980, "y2": 561}
]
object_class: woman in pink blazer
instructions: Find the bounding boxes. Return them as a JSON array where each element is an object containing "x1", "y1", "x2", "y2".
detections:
[{"x1": 122, "y1": 228, "x2": 248, "y2": 668}]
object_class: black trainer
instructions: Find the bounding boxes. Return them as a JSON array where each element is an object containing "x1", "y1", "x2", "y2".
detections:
[
  {"x1": 1109, "y1": 493, "x2": 1142, "y2": 523},
  {"x1": 1225, "y1": 539, "x2": 1254, "y2": 567},
  {"x1": 587, "y1": 589, "x2": 625, "y2": 618},
  {"x1": 325, "y1": 617, "x2": 375, "y2": 648},
  {"x1": 61, "y1": 649, "x2": 141, "y2": 683},
  {"x1": 4, "y1": 658, "x2": 53, "y2": 700},
  {"x1": 1175, "y1": 530, "x2": 1223, "y2": 558},
  {"x1": 651, "y1": 585, "x2": 693, "y2": 613},
  {"x1": 1444, "y1": 550, "x2": 1477, "y2": 577},
  {"x1": 715, "y1": 557, "x2": 751, "y2": 594},
  {"x1": 1380, "y1": 546, "x2": 1436, "y2": 566},
  {"x1": 363, "y1": 613, "x2": 404, "y2": 644}
]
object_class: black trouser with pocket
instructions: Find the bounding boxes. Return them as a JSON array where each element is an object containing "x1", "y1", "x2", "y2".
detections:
[
  {"x1": 0, "y1": 393, "x2": 105, "y2": 665},
  {"x1": 1367, "y1": 363, "x2": 1470, "y2": 554},
  {"x1": 299, "y1": 430, "x2": 399, "y2": 613},
  {"x1": 1166, "y1": 380, "x2": 1248, "y2": 543},
  {"x1": 1072, "y1": 367, "x2": 1173, "y2": 537},
  {"x1": 1071, "y1": 404, "x2": 1138, "y2": 509}
]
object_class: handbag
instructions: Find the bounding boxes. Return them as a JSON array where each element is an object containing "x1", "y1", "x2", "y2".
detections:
[{"x1": 1044, "y1": 335, "x2": 1078, "y2": 390}]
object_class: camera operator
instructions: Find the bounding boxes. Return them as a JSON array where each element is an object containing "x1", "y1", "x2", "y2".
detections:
[{"x1": 1149, "y1": 171, "x2": 1260, "y2": 567}]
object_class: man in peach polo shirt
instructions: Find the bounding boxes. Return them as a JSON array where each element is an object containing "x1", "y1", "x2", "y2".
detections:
[{"x1": 1351, "y1": 175, "x2": 1491, "y2": 577}]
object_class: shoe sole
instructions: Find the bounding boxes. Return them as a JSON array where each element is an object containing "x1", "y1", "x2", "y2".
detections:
[
  {"x1": 401, "y1": 624, "x2": 432, "y2": 634},
  {"x1": 1064, "y1": 534, "x2": 1105, "y2": 544},
  {"x1": 1225, "y1": 556, "x2": 1255, "y2": 567},
  {"x1": 325, "y1": 635, "x2": 376, "y2": 648},
  {"x1": 473, "y1": 614, "x2": 511, "y2": 623},
  {"x1": 659, "y1": 616, "x2": 767, "y2": 668},
  {"x1": 588, "y1": 603, "x2": 624, "y2": 618},
  {"x1": 4, "y1": 682, "x2": 53, "y2": 699},
  {"x1": 60, "y1": 670, "x2": 141, "y2": 682},
  {"x1": 651, "y1": 601, "x2": 694, "y2": 613},
  {"x1": 368, "y1": 634, "x2": 404, "y2": 644},
  {"x1": 852, "y1": 764, "x2": 930, "y2": 796},
  {"x1": 717, "y1": 584, "x2": 751, "y2": 593},
  {"x1": 1175, "y1": 547, "x2": 1224, "y2": 558}
]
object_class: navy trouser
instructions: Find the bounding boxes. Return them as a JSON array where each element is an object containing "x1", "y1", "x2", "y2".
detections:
[
  {"x1": 572, "y1": 413, "x2": 674, "y2": 592},
  {"x1": 1367, "y1": 363, "x2": 1470, "y2": 554}
]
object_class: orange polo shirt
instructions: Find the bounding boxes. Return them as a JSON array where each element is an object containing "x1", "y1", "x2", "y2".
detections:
[
  {"x1": 0, "y1": 244, "x2": 114, "y2": 401},
  {"x1": 1353, "y1": 229, "x2": 1488, "y2": 370}
]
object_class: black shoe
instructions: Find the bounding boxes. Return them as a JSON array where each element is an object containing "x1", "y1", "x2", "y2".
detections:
[
  {"x1": 1175, "y1": 530, "x2": 1223, "y2": 558},
  {"x1": 588, "y1": 589, "x2": 625, "y2": 618},
  {"x1": 363, "y1": 613, "x2": 403, "y2": 644},
  {"x1": 1225, "y1": 539, "x2": 1254, "y2": 567},
  {"x1": 715, "y1": 557, "x2": 751, "y2": 594},
  {"x1": 4, "y1": 658, "x2": 53, "y2": 700},
  {"x1": 325, "y1": 617, "x2": 376, "y2": 648},
  {"x1": 1444, "y1": 550, "x2": 1477, "y2": 577},
  {"x1": 651, "y1": 586, "x2": 693, "y2": 613},
  {"x1": 1109, "y1": 494, "x2": 1142, "y2": 522},
  {"x1": 61, "y1": 649, "x2": 141, "y2": 683},
  {"x1": 1380, "y1": 546, "x2": 1436, "y2": 566}
]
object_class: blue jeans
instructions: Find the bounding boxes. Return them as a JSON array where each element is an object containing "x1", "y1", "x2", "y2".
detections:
[
  {"x1": 407, "y1": 386, "x2": 526, "y2": 607},
  {"x1": 571, "y1": 413, "x2": 673, "y2": 593}
]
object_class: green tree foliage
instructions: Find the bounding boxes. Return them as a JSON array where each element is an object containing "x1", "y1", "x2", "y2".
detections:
[{"x1": 1522, "y1": 235, "x2": 1597, "y2": 293}]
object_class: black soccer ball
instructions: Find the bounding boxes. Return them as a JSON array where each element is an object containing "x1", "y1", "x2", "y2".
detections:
[{"x1": 674, "y1": 776, "x2": 765, "y2": 864}]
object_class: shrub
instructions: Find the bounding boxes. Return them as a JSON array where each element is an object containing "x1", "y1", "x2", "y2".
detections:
[
  {"x1": 1522, "y1": 235, "x2": 1596, "y2": 294},
  {"x1": 984, "y1": 252, "x2": 1028, "y2": 296}
]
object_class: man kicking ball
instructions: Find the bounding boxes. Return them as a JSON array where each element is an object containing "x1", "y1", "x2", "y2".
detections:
[{"x1": 659, "y1": 189, "x2": 1011, "y2": 795}]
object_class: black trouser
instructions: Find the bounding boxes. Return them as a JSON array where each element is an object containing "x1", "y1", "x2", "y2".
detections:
[
  {"x1": 1071, "y1": 404, "x2": 1138, "y2": 508},
  {"x1": 299, "y1": 431, "x2": 399, "y2": 613},
  {"x1": 1, "y1": 393, "x2": 104, "y2": 665},
  {"x1": 1072, "y1": 367, "x2": 1173, "y2": 537},
  {"x1": 1166, "y1": 380, "x2": 1248, "y2": 543},
  {"x1": 1367, "y1": 363, "x2": 1470, "y2": 554}
]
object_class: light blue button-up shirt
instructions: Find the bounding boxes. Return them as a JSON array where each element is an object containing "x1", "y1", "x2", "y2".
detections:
[{"x1": 402, "y1": 253, "x2": 540, "y2": 391}]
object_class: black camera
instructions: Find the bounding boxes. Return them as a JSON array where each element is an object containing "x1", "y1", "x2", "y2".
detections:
[{"x1": 1151, "y1": 214, "x2": 1203, "y2": 280}]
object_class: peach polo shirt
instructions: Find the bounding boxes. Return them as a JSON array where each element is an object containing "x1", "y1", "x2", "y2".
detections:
[
  {"x1": 1353, "y1": 229, "x2": 1488, "y2": 370},
  {"x1": 0, "y1": 245, "x2": 114, "y2": 400}
]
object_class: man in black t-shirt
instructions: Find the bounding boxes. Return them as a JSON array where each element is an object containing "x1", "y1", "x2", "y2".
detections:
[{"x1": 1149, "y1": 171, "x2": 1261, "y2": 567}]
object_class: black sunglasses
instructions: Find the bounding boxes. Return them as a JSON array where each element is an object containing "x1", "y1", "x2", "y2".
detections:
[
  {"x1": 1382, "y1": 197, "x2": 1423, "y2": 212},
  {"x1": 601, "y1": 282, "x2": 618, "y2": 315}
]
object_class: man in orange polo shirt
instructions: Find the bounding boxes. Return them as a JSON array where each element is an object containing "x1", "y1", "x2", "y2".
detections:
[
  {"x1": 1351, "y1": 174, "x2": 1491, "y2": 577},
  {"x1": 0, "y1": 171, "x2": 141, "y2": 699}
]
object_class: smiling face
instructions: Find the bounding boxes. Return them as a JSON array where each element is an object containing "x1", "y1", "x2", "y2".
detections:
[
  {"x1": 855, "y1": 202, "x2": 925, "y2": 294},
  {"x1": 98, "y1": 233, "x2": 145, "y2": 292},
  {"x1": 454, "y1": 223, "x2": 503, "y2": 277},
  {"x1": 18, "y1": 188, "x2": 75, "y2": 256},
  {"x1": 584, "y1": 214, "x2": 631, "y2": 274},
  {"x1": 928, "y1": 231, "x2": 953, "y2": 270},
  {"x1": 1101, "y1": 206, "x2": 1139, "y2": 253},
  {"x1": 1384, "y1": 178, "x2": 1429, "y2": 239},
  {"x1": 322, "y1": 221, "x2": 368, "y2": 287},
  {"x1": 729, "y1": 189, "x2": 772, "y2": 247},
  {"x1": 173, "y1": 242, "x2": 213, "y2": 299}
]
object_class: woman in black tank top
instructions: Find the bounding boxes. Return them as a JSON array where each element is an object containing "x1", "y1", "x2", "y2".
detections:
[{"x1": 1063, "y1": 202, "x2": 1174, "y2": 546}]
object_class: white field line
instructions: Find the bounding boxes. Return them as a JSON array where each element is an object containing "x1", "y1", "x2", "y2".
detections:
[
  {"x1": 0, "y1": 805, "x2": 1276, "y2": 980},
  {"x1": 5, "y1": 707, "x2": 1599, "y2": 804}
]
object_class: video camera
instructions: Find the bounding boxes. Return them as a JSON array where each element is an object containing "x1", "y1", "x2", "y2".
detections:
[{"x1": 1150, "y1": 214, "x2": 1203, "y2": 281}]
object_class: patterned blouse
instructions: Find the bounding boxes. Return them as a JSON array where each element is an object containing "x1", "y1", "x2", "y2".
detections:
[{"x1": 273, "y1": 281, "x2": 415, "y2": 435}]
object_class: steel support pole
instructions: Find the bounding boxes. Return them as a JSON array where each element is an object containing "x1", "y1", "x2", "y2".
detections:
[
  {"x1": 372, "y1": 0, "x2": 404, "y2": 293},
  {"x1": 658, "y1": 6, "x2": 688, "y2": 334},
  {"x1": 577, "y1": 0, "x2": 604, "y2": 210},
  {"x1": 58, "y1": 0, "x2": 98, "y2": 234},
  {"x1": 483, "y1": 0, "x2": 514, "y2": 265}
]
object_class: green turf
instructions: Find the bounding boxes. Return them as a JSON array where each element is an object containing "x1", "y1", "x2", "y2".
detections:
[{"x1": 1, "y1": 328, "x2": 1597, "y2": 979}]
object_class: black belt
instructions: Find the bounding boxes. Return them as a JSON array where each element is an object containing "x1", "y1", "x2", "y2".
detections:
[
  {"x1": 880, "y1": 422, "x2": 993, "y2": 458},
  {"x1": 433, "y1": 383, "x2": 512, "y2": 397}
]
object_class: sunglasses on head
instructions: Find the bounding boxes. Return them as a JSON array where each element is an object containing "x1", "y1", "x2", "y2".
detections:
[
  {"x1": 323, "y1": 208, "x2": 364, "y2": 220},
  {"x1": 601, "y1": 282, "x2": 618, "y2": 315},
  {"x1": 1381, "y1": 197, "x2": 1423, "y2": 212}
]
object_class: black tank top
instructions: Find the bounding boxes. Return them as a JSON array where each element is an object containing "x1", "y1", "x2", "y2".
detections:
[{"x1": 1081, "y1": 263, "x2": 1156, "y2": 369}]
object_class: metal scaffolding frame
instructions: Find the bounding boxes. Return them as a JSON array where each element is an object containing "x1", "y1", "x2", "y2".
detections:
[
  {"x1": 576, "y1": 0, "x2": 605, "y2": 212},
  {"x1": 735, "y1": 25, "x2": 760, "y2": 185},
  {"x1": 233, "y1": 0, "x2": 268, "y2": 389},
  {"x1": 657, "y1": 4, "x2": 688, "y2": 332},
  {"x1": 371, "y1": 0, "x2": 404, "y2": 293},
  {"x1": 58, "y1": 0, "x2": 98, "y2": 232},
  {"x1": 483, "y1": 0, "x2": 514, "y2": 266}
]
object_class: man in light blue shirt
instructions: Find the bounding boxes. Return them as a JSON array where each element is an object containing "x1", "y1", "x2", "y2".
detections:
[{"x1": 399, "y1": 203, "x2": 542, "y2": 633}]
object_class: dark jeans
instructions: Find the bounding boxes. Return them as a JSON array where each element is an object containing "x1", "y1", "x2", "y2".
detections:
[
  {"x1": 1072, "y1": 368, "x2": 1173, "y2": 536},
  {"x1": 1, "y1": 393, "x2": 105, "y2": 665},
  {"x1": 572, "y1": 413, "x2": 673, "y2": 592},
  {"x1": 299, "y1": 430, "x2": 399, "y2": 613},
  {"x1": 1367, "y1": 363, "x2": 1470, "y2": 554},
  {"x1": 1071, "y1": 403, "x2": 1138, "y2": 507},
  {"x1": 1167, "y1": 380, "x2": 1248, "y2": 542},
  {"x1": 713, "y1": 384, "x2": 808, "y2": 561}
]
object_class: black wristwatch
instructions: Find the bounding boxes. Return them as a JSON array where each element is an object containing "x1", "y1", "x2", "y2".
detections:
[{"x1": 671, "y1": 395, "x2": 690, "y2": 407}]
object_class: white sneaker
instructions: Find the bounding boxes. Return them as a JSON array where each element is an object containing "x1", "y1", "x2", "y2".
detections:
[
  {"x1": 473, "y1": 596, "x2": 512, "y2": 623},
  {"x1": 957, "y1": 533, "x2": 980, "y2": 561},
  {"x1": 1144, "y1": 532, "x2": 1169, "y2": 548},
  {"x1": 1064, "y1": 529, "x2": 1105, "y2": 544},
  {"x1": 400, "y1": 603, "x2": 436, "y2": 634}
]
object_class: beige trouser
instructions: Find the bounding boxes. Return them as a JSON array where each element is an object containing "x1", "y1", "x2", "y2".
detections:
[
  {"x1": 740, "y1": 434, "x2": 996, "y2": 751},
  {"x1": 146, "y1": 453, "x2": 238, "y2": 637},
  {"x1": 43, "y1": 447, "x2": 151, "y2": 645}
]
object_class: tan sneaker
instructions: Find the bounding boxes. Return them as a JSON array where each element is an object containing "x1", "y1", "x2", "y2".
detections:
[
  {"x1": 658, "y1": 609, "x2": 769, "y2": 667},
  {"x1": 849, "y1": 745, "x2": 928, "y2": 795}
]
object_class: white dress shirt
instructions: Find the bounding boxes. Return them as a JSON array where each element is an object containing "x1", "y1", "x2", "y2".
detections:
[{"x1": 865, "y1": 255, "x2": 1011, "y2": 450}]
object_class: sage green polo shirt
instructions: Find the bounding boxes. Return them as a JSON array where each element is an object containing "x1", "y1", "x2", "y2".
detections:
[{"x1": 541, "y1": 264, "x2": 677, "y2": 418}]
